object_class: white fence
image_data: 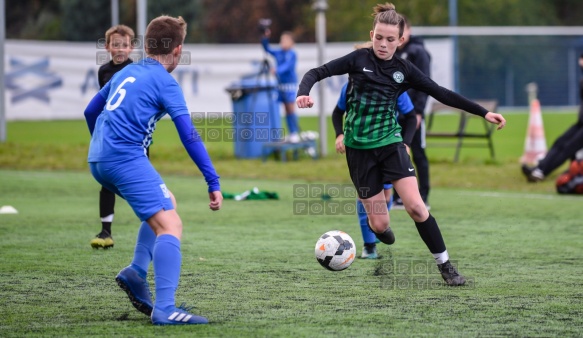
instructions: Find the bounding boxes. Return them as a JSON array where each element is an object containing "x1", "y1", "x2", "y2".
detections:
[{"x1": 3, "y1": 39, "x2": 452, "y2": 120}]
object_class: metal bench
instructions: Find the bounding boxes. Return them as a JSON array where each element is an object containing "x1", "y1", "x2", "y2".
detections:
[
  {"x1": 261, "y1": 139, "x2": 318, "y2": 162},
  {"x1": 425, "y1": 99, "x2": 498, "y2": 162}
]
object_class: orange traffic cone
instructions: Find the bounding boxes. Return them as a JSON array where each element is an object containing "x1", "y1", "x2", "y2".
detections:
[{"x1": 520, "y1": 99, "x2": 547, "y2": 165}]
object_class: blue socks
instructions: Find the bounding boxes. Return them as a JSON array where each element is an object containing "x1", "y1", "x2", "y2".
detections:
[
  {"x1": 153, "y1": 234, "x2": 181, "y2": 311},
  {"x1": 285, "y1": 113, "x2": 300, "y2": 134},
  {"x1": 130, "y1": 224, "x2": 182, "y2": 312},
  {"x1": 357, "y1": 194, "x2": 394, "y2": 244},
  {"x1": 386, "y1": 194, "x2": 393, "y2": 210},
  {"x1": 357, "y1": 200, "x2": 377, "y2": 244},
  {"x1": 130, "y1": 222, "x2": 157, "y2": 274}
]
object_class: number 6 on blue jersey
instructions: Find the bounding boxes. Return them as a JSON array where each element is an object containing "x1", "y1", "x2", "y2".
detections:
[{"x1": 106, "y1": 76, "x2": 136, "y2": 111}]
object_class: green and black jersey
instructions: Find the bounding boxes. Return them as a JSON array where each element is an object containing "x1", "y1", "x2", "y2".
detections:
[{"x1": 297, "y1": 48, "x2": 488, "y2": 149}]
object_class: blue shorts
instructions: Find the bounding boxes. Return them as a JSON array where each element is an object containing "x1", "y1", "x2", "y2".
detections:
[
  {"x1": 89, "y1": 156, "x2": 174, "y2": 221},
  {"x1": 278, "y1": 83, "x2": 297, "y2": 104},
  {"x1": 383, "y1": 183, "x2": 393, "y2": 190}
]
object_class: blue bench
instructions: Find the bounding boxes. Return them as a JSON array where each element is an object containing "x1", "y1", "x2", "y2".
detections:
[{"x1": 262, "y1": 139, "x2": 318, "y2": 162}]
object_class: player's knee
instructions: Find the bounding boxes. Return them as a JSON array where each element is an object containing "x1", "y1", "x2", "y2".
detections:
[
  {"x1": 147, "y1": 209, "x2": 183, "y2": 238},
  {"x1": 158, "y1": 222, "x2": 183, "y2": 239},
  {"x1": 369, "y1": 218, "x2": 389, "y2": 234},
  {"x1": 405, "y1": 202, "x2": 428, "y2": 222}
]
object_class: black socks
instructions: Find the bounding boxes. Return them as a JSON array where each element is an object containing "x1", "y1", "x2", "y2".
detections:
[{"x1": 414, "y1": 214, "x2": 446, "y2": 254}]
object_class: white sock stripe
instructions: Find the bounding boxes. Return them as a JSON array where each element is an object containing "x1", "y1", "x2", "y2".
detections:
[
  {"x1": 183, "y1": 315, "x2": 192, "y2": 322},
  {"x1": 433, "y1": 250, "x2": 449, "y2": 265},
  {"x1": 168, "y1": 312, "x2": 179, "y2": 320},
  {"x1": 100, "y1": 214, "x2": 114, "y2": 222}
]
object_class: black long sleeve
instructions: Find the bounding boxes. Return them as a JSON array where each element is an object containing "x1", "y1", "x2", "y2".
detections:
[
  {"x1": 429, "y1": 86, "x2": 488, "y2": 117},
  {"x1": 332, "y1": 105, "x2": 345, "y2": 137},
  {"x1": 297, "y1": 66, "x2": 333, "y2": 97},
  {"x1": 400, "y1": 112, "x2": 417, "y2": 146},
  {"x1": 409, "y1": 70, "x2": 488, "y2": 117}
]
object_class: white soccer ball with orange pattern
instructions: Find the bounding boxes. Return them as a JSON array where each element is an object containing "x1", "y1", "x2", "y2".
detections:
[{"x1": 314, "y1": 230, "x2": 356, "y2": 271}]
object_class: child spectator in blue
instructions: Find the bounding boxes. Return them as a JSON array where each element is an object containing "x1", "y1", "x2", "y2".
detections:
[
  {"x1": 261, "y1": 29, "x2": 301, "y2": 142},
  {"x1": 332, "y1": 81, "x2": 415, "y2": 259},
  {"x1": 84, "y1": 15, "x2": 222, "y2": 325},
  {"x1": 91, "y1": 24, "x2": 135, "y2": 249}
]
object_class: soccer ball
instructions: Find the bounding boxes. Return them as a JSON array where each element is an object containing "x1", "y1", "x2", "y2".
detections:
[{"x1": 314, "y1": 230, "x2": 356, "y2": 271}]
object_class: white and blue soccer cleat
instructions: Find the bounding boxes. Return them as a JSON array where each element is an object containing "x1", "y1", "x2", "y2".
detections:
[
  {"x1": 151, "y1": 304, "x2": 209, "y2": 325},
  {"x1": 360, "y1": 245, "x2": 379, "y2": 259}
]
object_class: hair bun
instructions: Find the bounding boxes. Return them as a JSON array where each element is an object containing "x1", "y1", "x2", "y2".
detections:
[{"x1": 372, "y1": 2, "x2": 396, "y2": 15}]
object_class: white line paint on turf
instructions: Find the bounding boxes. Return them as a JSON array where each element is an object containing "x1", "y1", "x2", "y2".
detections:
[{"x1": 456, "y1": 190, "x2": 583, "y2": 201}]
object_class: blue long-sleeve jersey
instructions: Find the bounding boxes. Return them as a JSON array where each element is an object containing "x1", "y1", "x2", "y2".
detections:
[
  {"x1": 85, "y1": 57, "x2": 220, "y2": 192},
  {"x1": 261, "y1": 37, "x2": 297, "y2": 84}
]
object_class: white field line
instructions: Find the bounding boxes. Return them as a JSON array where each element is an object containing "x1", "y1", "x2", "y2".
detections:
[{"x1": 454, "y1": 190, "x2": 583, "y2": 201}]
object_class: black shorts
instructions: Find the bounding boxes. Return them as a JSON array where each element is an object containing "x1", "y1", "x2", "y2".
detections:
[{"x1": 345, "y1": 143, "x2": 416, "y2": 199}]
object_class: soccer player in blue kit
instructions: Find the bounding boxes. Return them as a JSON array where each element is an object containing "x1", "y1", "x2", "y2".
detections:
[
  {"x1": 333, "y1": 80, "x2": 415, "y2": 259},
  {"x1": 262, "y1": 29, "x2": 301, "y2": 142},
  {"x1": 84, "y1": 15, "x2": 222, "y2": 325}
]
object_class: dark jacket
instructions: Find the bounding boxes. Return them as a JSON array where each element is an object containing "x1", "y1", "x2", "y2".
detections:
[
  {"x1": 579, "y1": 54, "x2": 583, "y2": 125},
  {"x1": 396, "y1": 36, "x2": 431, "y2": 116}
]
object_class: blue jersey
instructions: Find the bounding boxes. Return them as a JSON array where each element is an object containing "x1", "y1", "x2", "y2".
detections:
[
  {"x1": 336, "y1": 82, "x2": 413, "y2": 115},
  {"x1": 261, "y1": 38, "x2": 297, "y2": 84},
  {"x1": 88, "y1": 58, "x2": 189, "y2": 162}
]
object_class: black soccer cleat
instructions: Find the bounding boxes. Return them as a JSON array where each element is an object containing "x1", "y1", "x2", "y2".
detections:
[
  {"x1": 437, "y1": 260, "x2": 466, "y2": 286},
  {"x1": 521, "y1": 164, "x2": 544, "y2": 183}
]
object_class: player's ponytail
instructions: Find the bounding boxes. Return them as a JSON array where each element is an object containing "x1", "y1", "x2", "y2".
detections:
[{"x1": 371, "y1": 2, "x2": 404, "y2": 37}]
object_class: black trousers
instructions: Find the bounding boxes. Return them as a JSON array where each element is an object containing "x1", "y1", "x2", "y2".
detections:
[
  {"x1": 538, "y1": 121, "x2": 583, "y2": 176},
  {"x1": 394, "y1": 117, "x2": 430, "y2": 203}
]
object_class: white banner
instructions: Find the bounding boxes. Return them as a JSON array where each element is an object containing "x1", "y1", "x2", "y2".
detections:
[{"x1": 4, "y1": 39, "x2": 451, "y2": 120}]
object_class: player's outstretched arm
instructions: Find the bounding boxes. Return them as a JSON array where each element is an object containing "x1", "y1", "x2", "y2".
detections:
[
  {"x1": 173, "y1": 114, "x2": 222, "y2": 201},
  {"x1": 296, "y1": 95, "x2": 314, "y2": 108},
  {"x1": 484, "y1": 112, "x2": 507, "y2": 130}
]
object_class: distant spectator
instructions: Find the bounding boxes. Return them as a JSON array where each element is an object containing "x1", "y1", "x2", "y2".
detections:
[
  {"x1": 90, "y1": 24, "x2": 135, "y2": 250},
  {"x1": 261, "y1": 29, "x2": 301, "y2": 142}
]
